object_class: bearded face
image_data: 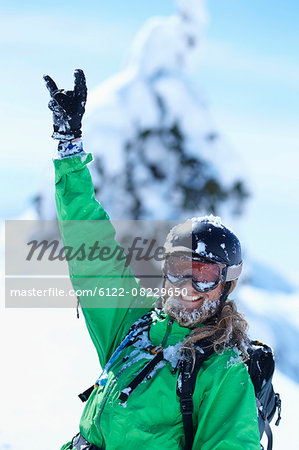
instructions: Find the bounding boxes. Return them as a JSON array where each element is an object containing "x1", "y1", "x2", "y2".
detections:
[{"x1": 162, "y1": 279, "x2": 224, "y2": 328}]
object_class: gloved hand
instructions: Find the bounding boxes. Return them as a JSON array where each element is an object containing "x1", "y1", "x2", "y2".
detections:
[{"x1": 43, "y1": 69, "x2": 87, "y2": 141}]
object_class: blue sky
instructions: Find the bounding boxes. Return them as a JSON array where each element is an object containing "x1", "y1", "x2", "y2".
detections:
[{"x1": 1, "y1": 0, "x2": 299, "y2": 284}]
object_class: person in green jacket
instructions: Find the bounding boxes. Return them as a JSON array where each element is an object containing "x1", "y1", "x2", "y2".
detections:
[{"x1": 44, "y1": 70, "x2": 261, "y2": 450}]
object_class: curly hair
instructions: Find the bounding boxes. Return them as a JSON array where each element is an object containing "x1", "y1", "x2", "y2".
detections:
[{"x1": 182, "y1": 281, "x2": 250, "y2": 361}]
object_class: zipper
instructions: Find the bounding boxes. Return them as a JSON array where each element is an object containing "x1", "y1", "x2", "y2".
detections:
[
  {"x1": 161, "y1": 319, "x2": 174, "y2": 347},
  {"x1": 97, "y1": 377, "x2": 117, "y2": 423}
]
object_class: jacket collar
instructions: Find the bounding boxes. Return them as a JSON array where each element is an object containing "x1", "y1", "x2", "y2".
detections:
[{"x1": 149, "y1": 309, "x2": 193, "y2": 347}]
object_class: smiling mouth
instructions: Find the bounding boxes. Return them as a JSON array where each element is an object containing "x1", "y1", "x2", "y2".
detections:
[{"x1": 179, "y1": 294, "x2": 206, "y2": 303}]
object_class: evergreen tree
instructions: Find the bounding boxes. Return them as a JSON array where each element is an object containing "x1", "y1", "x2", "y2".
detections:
[{"x1": 36, "y1": 0, "x2": 249, "y2": 220}]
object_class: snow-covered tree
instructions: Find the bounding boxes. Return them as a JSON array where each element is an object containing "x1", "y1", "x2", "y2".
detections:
[{"x1": 36, "y1": 0, "x2": 249, "y2": 220}]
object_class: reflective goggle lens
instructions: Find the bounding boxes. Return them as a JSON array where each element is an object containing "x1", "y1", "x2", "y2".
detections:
[{"x1": 165, "y1": 255, "x2": 223, "y2": 292}]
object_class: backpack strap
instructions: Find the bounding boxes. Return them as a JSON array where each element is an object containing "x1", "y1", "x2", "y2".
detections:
[
  {"x1": 78, "y1": 385, "x2": 94, "y2": 403},
  {"x1": 257, "y1": 398, "x2": 273, "y2": 450},
  {"x1": 119, "y1": 349, "x2": 164, "y2": 402},
  {"x1": 177, "y1": 358, "x2": 197, "y2": 450},
  {"x1": 264, "y1": 419, "x2": 273, "y2": 450},
  {"x1": 177, "y1": 341, "x2": 215, "y2": 450}
]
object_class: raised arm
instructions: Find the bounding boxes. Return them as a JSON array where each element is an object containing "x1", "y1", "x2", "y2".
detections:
[{"x1": 44, "y1": 70, "x2": 151, "y2": 367}]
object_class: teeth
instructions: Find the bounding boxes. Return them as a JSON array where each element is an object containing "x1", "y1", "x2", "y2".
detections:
[{"x1": 181, "y1": 294, "x2": 202, "y2": 302}]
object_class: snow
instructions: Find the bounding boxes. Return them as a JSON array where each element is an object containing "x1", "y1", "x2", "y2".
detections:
[
  {"x1": 121, "y1": 351, "x2": 153, "y2": 372},
  {"x1": 132, "y1": 331, "x2": 152, "y2": 350},
  {"x1": 196, "y1": 241, "x2": 207, "y2": 253},
  {"x1": 191, "y1": 280, "x2": 215, "y2": 290},
  {"x1": 96, "y1": 369, "x2": 108, "y2": 387},
  {"x1": 177, "y1": 374, "x2": 182, "y2": 390},
  {"x1": 121, "y1": 387, "x2": 132, "y2": 396},
  {"x1": 141, "y1": 361, "x2": 166, "y2": 382},
  {"x1": 246, "y1": 258, "x2": 295, "y2": 295},
  {"x1": 226, "y1": 353, "x2": 243, "y2": 369},
  {"x1": 192, "y1": 214, "x2": 224, "y2": 228},
  {"x1": 238, "y1": 284, "x2": 299, "y2": 384},
  {"x1": 163, "y1": 342, "x2": 182, "y2": 368}
]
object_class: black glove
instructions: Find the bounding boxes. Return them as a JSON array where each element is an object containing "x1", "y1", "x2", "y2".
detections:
[{"x1": 43, "y1": 69, "x2": 87, "y2": 141}]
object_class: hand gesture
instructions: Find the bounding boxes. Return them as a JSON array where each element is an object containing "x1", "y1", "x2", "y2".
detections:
[{"x1": 43, "y1": 69, "x2": 87, "y2": 141}]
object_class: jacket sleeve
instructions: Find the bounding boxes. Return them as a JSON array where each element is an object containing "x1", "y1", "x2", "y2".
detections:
[
  {"x1": 192, "y1": 357, "x2": 261, "y2": 450},
  {"x1": 53, "y1": 153, "x2": 151, "y2": 367}
]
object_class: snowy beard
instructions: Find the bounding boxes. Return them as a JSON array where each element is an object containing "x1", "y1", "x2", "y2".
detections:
[{"x1": 162, "y1": 295, "x2": 221, "y2": 328}]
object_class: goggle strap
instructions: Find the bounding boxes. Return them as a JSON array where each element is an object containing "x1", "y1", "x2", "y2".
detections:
[
  {"x1": 226, "y1": 263, "x2": 242, "y2": 281},
  {"x1": 219, "y1": 281, "x2": 232, "y2": 303}
]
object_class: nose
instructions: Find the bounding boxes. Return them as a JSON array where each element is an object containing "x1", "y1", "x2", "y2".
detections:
[{"x1": 181, "y1": 280, "x2": 200, "y2": 297}]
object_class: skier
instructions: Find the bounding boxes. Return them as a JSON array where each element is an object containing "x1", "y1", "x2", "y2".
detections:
[{"x1": 44, "y1": 69, "x2": 261, "y2": 449}]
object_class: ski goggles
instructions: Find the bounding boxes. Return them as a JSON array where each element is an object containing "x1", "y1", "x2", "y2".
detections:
[{"x1": 163, "y1": 254, "x2": 227, "y2": 293}]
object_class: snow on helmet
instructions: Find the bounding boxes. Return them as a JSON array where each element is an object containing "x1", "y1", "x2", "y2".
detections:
[{"x1": 163, "y1": 215, "x2": 242, "y2": 282}]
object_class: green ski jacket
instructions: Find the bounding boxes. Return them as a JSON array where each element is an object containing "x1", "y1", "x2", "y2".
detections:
[{"x1": 53, "y1": 153, "x2": 261, "y2": 450}]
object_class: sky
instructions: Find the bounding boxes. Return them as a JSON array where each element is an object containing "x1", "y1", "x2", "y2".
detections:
[{"x1": 0, "y1": 0, "x2": 299, "y2": 284}]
